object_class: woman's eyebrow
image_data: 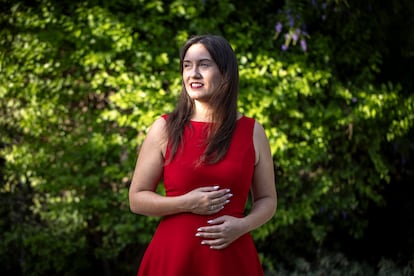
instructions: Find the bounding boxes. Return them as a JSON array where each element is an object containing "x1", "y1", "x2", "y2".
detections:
[{"x1": 183, "y1": 58, "x2": 213, "y2": 63}]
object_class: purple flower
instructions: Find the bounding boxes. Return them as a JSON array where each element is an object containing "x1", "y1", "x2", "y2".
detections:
[
  {"x1": 292, "y1": 29, "x2": 301, "y2": 43},
  {"x1": 300, "y1": 39, "x2": 307, "y2": 52},
  {"x1": 289, "y1": 15, "x2": 295, "y2": 27},
  {"x1": 281, "y1": 44, "x2": 288, "y2": 51},
  {"x1": 275, "y1": 22, "x2": 283, "y2": 33},
  {"x1": 352, "y1": 97, "x2": 358, "y2": 103}
]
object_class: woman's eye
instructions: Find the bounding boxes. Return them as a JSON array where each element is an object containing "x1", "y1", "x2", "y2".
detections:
[{"x1": 200, "y1": 63, "x2": 209, "y2": 67}]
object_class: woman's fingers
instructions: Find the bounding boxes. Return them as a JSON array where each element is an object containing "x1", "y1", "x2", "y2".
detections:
[
  {"x1": 207, "y1": 189, "x2": 232, "y2": 213},
  {"x1": 187, "y1": 186, "x2": 232, "y2": 215},
  {"x1": 195, "y1": 216, "x2": 243, "y2": 249}
]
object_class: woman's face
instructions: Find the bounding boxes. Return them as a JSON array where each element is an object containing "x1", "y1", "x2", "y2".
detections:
[{"x1": 182, "y1": 43, "x2": 222, "y2": 102}]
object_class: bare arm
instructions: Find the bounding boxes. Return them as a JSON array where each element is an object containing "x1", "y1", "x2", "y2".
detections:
[
  {"x1": 129, "y1": 117, "x2": 231, "y2": 217},
  {"x1": 242, "y1": 121, "x2": 277, "y2": 232}
]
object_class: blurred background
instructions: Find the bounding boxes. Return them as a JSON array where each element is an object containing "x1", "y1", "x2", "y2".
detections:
[{"x1": 1, "y1": 0, "x2": 413, "y2": 275}]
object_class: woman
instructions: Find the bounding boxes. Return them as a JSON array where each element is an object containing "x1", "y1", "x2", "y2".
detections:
[{"x1": 129, "y1": 34, "x2": 277, "y2": 276}]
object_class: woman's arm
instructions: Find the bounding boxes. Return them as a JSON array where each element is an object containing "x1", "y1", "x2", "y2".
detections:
[
  {"x1": 240, "y1": 121, "x2": 277, "y2": 232},
  {"x1": 129, "y1": 117, "x2": 231, "y2": 217}
]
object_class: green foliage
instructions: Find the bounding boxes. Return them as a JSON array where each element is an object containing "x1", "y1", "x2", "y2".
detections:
[
  {"x1": 0, "y1": 0, "x2": 413, "y2": 274},
  {"x1": 266, "y1": 251, "x2": 413, "y2": 276}
]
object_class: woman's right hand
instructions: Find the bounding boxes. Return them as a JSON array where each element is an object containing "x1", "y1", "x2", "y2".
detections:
[{"x1": 184, "y1": 186, "x2": 233, "y2": 215}]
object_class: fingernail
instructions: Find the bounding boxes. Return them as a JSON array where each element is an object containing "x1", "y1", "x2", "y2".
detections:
[
  {"x1": 226, "y1": 189, "x2": 230, "y2": 192},
  {"x1": 207, "y1": 220, "x2": 213, "y2": 224},
  {"x1": 224, "y1": 200, "x2": 230, "y2": 204},
  {"x1": 195, "y1": 233, "x2": 201, "y2": 236},
  {"x1": 213, "y1": 185, "x2": 220, "y2": 189},
  {"x1": 228, "y1": 193, "x2": 233, "y2": 198}
]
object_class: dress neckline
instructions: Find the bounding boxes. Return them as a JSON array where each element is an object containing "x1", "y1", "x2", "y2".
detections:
[{"x1": 190, "y1": 115, "x2": 245, "y2": 124}]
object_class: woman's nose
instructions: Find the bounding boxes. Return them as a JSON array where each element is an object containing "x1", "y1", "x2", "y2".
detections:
[{"x1": 190, "y1": 66, "x2": 201, "y2": 78}]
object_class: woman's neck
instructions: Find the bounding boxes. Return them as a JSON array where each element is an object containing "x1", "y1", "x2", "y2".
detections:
[{"x1": 191, "y1": 101, "x2": 213, "y2": 122}]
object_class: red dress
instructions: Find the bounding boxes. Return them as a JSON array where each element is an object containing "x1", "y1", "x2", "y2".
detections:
[{"x1": 137, "y1": 116, "x2": 264, "y2": 276}]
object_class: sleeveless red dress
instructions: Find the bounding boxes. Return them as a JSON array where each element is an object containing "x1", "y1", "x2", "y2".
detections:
[{"x1": 137, "y1": 116, "x2": 264, "y2": 276}]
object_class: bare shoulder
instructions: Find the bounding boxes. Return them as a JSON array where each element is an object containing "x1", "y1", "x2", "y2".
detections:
[
  {"x1": 253, "y1": 121, "x2": 270, "y2": 165},
  {"x1": 148, "y1": 116, "x2": 167, "y2": 135},
  {"x1": 143, "y1": 116, "x2": 168, "y2": 156},
  {"x1": 253, "y1": 121, "x2": 267, "y2": 141}
]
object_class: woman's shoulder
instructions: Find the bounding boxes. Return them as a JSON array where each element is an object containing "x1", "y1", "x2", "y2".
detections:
[
  {"x1": 147, "y1": 115, "x2": 167, "y2": 136},
  {"x1": 143, "y1": 116, "x2": 168, "y2": 156}
]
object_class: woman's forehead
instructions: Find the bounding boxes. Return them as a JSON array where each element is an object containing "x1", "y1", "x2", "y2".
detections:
[{"x1": 183, "y1": 43, "x2": 212, "y2": 61}]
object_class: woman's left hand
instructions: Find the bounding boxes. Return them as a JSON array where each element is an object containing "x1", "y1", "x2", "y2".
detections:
[{"x1": 195, "y1": 216, "x2": 245, "y2": 250}]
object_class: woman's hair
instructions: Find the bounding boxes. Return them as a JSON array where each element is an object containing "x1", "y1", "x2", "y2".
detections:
[{"x1": 166, "y1": 34, "x2": 239, "y2": 164}]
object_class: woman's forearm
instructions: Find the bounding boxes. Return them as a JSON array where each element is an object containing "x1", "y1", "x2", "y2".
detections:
[
  {"x1": 129, "y1": 191, "x2": 187, "y2": 217},
  {"x1": 240, "y1": 196, "x2": 277, "y2": 234}
]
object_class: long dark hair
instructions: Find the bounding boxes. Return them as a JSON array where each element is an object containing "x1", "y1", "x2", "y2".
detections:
[{"x1": 166, "y1": 34, "x2": 239, "y2": 164}]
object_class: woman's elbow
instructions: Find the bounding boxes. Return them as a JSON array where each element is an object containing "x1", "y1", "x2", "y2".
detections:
[
  {"x1": 128, "y1": 192, "x2": 142, "y2": 215},
  {"x1": 265, "y1": 196, "x2": 277, "y2": 219}
]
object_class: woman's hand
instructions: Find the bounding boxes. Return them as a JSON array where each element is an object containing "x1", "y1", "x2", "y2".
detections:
[
  {"x1": 195, "y1": 216, "x2": 245, "y2": 249},
  {"x1": 184, "y1": 186, "x2": 232, "y2": 215}
]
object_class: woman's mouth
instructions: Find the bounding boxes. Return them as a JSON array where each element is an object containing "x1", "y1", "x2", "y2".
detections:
[{"x1": 190, "y1": 82, "x2": 204, "y2": 88}]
